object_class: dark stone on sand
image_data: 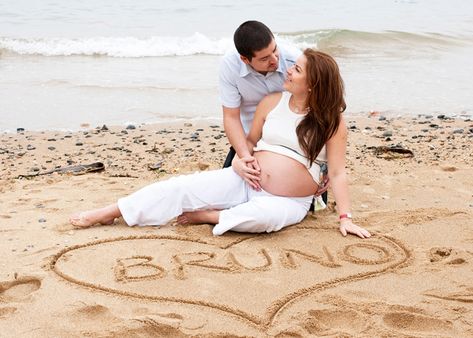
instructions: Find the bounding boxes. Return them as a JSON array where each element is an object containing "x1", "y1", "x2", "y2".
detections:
[
  {"x1": 31, "y1": 167, "x2": 40, "y2": 172},
  {"x1": 210, "y1": 125, "x2": 219, "y2": 128},
  {"x1": 469, "y1": 128, "x2": 473, "y2": 134},
  {"x1": 379, "y1": 116, "x2": 386, "y2": 121},
  {"x1": 126, "y1": 124, "x2": 136, "y2": 130},
  {"x1": 429, "y1": 124, "x2": 439, "y2": 128},
  {"x1": 16, "y1": 128, "x2": 25, "y2": 133},
  {"x1": 48, "y1": 146, "x2": 56, "y2": 151},
  {"x1": 349, "y1": 125, "x2": 357, "y2": 130},
  {"x1": 453, "y1": 129, "x2": 464, "y2": 134},
  {"x1": 214, "y1": 135, "x2": 224, "y2": 140},
  {"x1": 27, "y1": 145, "x2": 36, "y2": 150},
  {"x1": 47, "y1": 138, "x2": 56, "y2": 141},
  {"x1": 382, "y1": 131, "x2": 393, "y2": 137},
  {"x1": 101, "y1": 124, "x2": 109, "y2": 131},
  {"x1": 437, "y1": 114, "x2": 446, "y2": 119},
  {"x1": 75, "y1": 142, "x2": 83, "y2": 146},
  {"x1": 38, "y1": 218, "x2": 46, "y2": 223}
]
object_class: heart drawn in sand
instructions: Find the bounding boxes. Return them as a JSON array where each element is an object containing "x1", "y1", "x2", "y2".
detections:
[{"x1": 51, "y1": 227, "x2": 410, "y2": 332}]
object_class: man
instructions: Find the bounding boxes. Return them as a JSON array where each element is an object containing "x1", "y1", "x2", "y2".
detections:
[
  {"x1": 219, "y1": 20, "x2": 300, "y2": 168},
  {"x1": 219, "y1": 21, "x2": 328, "y2": 205}
]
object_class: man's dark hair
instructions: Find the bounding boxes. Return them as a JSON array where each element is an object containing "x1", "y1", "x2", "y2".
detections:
[{"x1": 234, "y1": 21, "x2": 274, "y2": 61}]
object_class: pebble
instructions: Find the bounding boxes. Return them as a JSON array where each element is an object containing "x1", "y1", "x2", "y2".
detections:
[
  {"x1": 27, "y1": 145, "x2": 36, "y2": 150},
  {"x1": 75, "y1": 142, "x2": 83, "y2": 146},
  {"x1": 148, "y1": 162, "x2": 162, "y2": 170},
  {"x1": 382, "y1": 130, "x2": 393, "y2": 137},
  {"x1": 126, "y1": 124, "x2": 136, "y2": 130},
  {"x1": 48, "y1": 146, "x2": 56, "y2": 151},
  {"x1": 101, "y1": 124, "x2": 109, "y2": 131},
  {"x1": 184, "y1": 123, "x2": 193, "y2": 127},
  {"x1": 379, "y1": 116, "x2": 386, "y2": 121},
  {"x1": 38, "y1": 218, "x2": 47, "y2": 223},
  {"x1": 453, "y1": 129, "x2": 464, "y2": 134},
  {"x1": 17, "y1": 127, "x2": 25, "y2": 133}
]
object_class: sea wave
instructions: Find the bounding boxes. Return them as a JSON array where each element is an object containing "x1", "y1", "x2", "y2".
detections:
[
  {"x1": 278, "y1": 29, "x2": 464, "y2": 56},
  {"x1": 0, "y1": 33, "x2": 232, "y2": 57},
  {"x1": 0, "y1": 29, "x2": 466, "y2": 58}
]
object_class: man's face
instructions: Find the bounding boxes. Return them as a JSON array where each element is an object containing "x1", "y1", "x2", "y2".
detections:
[{"x1": 241, "y1": 39, "x2": 279, "y2": 75}]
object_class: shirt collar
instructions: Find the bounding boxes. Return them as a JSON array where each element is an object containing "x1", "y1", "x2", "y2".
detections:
[{"x1": 239, "y1": 53, "x2": 287, "y2": 78}]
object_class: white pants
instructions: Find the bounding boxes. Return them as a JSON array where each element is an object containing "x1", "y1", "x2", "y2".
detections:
[{"x1": 117, "y1": 167, "x2": 313, "y2": 236}]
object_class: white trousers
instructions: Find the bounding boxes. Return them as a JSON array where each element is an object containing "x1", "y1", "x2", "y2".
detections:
[{"x1": 117, "y1": 167, "x2": 313, "y2": 236}]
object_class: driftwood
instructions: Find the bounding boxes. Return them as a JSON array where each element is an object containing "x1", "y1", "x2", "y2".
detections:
[
  {"x1": 17, "y1": 162, "x2": 105, "y2": 179},
  {"x1": 370, "y1": 146, "x2": 414, "y2": 160}
]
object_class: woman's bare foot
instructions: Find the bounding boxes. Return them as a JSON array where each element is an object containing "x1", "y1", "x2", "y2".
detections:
[
  {"x1": 177, "y1": 210, "x2": 220, "y2": 225},
  {"x1": 70, "y1": 204, "x2": 121, "y2": 228}
]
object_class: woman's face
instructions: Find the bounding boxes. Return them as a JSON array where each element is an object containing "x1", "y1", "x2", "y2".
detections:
[{"x1": 284, "y1": 54, "x2": 309, "y2": 95}]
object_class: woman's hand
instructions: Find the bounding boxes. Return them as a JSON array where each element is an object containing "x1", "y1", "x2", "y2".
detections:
[
  {"x1": 339, "y1": 219, "x2": 371, "y2": 239},
  {"x1": 232, "y1": 156, "x2": 261, "y2": 190}
]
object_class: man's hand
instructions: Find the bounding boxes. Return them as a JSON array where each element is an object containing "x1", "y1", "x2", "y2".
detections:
[
  {"x1": 232, "y1": 156, "x2": 261, "y2": 190},
  {"x1": 314, "y1": 175, "x2": 330, "y2": 197}
]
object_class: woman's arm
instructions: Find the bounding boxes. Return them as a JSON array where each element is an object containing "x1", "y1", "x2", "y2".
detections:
[{"x1": 326, "y1": 116, "x2": 371, "y2": 239}]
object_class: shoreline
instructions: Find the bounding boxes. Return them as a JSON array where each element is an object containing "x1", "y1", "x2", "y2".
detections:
[
  {"x1": 1, "y1": 114, "x2": 473, "y2": 336},
  {"x1": 2, "y1": 111, "x2": 472, "y2": 135}
]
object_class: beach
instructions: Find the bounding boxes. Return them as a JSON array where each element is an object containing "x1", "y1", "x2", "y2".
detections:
[{"x1": 1, "y1": 114, "x2": 472, "y2": 337}]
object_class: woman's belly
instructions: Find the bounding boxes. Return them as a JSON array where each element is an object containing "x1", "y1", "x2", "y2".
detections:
[{"x1": 255, "y1": 151, "x2": 318, "y2": 197}]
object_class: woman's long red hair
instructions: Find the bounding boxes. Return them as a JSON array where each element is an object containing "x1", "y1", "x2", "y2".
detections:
[{"x1": 296, "y1": 49, "x2": 346, "y2": 163}]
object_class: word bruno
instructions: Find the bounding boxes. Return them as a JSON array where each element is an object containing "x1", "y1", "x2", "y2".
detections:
[{"x1": 114, "y1": 243, "x2": 393, "y2": 282}]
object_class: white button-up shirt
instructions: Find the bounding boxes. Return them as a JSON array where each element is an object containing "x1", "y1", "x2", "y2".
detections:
[{"x1": 219, "y1": 45, "x2": 301, "y2": 134}]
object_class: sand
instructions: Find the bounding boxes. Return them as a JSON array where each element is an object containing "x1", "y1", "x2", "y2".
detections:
[{"x1": 0, "y1": 114, "x2": 472, "y2": 337}]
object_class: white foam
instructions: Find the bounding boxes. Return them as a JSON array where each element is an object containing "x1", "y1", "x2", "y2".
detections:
[{"x1": 0, "y1": 33, "x2": 233, "y2": 57}]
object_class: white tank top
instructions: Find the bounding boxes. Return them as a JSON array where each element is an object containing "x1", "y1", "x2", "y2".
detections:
[{"x1": 253, "y1": 91, "x2": 327, "y2": 184}]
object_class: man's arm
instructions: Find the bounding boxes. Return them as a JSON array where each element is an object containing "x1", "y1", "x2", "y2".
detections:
[{"x1": 222, "y1": 106, "x2": 252, "y2": 158}]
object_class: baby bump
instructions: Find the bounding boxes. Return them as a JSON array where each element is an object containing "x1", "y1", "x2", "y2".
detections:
[{"x1": 254, "y1": 151, "x2": 318, "y2": 197}]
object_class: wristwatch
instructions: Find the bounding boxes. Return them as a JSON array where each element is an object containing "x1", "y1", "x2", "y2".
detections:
[{"x1": 339, "y1": 213, "x2": 352, "y2": 220}]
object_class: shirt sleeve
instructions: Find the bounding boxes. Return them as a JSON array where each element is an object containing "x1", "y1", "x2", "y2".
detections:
[{"x1": 218, "y1": 55, "x2": 241, "y2": 109}]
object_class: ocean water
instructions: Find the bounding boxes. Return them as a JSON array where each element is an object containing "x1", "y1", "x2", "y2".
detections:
[{"x1": 1, "y1": 0, "x2": 472, "y2": 131}]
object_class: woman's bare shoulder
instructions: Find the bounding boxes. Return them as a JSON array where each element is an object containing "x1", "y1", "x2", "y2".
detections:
[{"x1": 256, "y1": 92, "x2": 283, "y2": 114}]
